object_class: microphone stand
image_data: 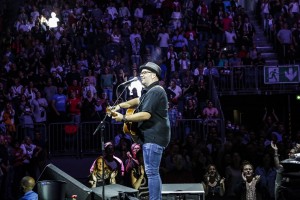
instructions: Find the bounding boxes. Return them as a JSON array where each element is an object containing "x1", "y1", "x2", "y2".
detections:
[{"x1": 92, "y1": 83, "x2": 129, "y2": 200}]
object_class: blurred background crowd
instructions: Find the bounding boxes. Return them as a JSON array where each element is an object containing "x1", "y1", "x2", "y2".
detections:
[{"x1": 0, "y1": 0, "x2": 300, "y2": 199}]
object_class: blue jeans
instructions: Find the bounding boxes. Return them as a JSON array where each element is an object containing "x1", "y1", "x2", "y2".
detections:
[{"x1": 143, "y1": 143, "x2": 164, "y2": 200}]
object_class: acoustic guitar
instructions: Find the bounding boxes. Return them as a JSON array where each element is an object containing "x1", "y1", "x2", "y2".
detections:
[
  {"x1": 122, "y1": 108, "x2": 138, "y2": 136},
  {"x1": 106, "y1": 107, "x2": 140, "y2": 142}
]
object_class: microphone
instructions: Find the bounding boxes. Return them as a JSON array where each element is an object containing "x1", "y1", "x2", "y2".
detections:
[{"x1": 119, "y1": 77, "x2": 138, "y2": 86}]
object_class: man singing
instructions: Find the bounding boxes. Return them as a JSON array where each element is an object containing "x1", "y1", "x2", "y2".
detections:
[{"x1": 112, "y1": 62, "x2": 171, "y2": 200}]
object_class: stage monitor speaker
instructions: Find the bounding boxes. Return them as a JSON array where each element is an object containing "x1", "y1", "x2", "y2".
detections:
[
  {"x1": 162, "y1": 183, "x2": 205, "y2": 200},
  {"x1": 92, "y1": 184, "x2": 138, "y2": 200},
  {"x1": 36, "y1": 163, "x2": 93, "y2": 200}
]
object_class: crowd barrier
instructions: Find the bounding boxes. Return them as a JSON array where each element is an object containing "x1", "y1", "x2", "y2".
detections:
[
  {"x1": 213, "y1": 65, "x2": 299, "y2": 94},
  {"x1": 15, "y1": 119, "x2": 221, "y2": 157}
]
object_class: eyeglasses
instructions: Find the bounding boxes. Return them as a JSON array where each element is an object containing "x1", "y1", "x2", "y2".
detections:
[{"x1": 140, "y1": 71, "x2": 152, "y2": 75}]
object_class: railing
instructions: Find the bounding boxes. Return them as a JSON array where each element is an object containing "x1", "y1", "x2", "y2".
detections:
[
  {"x1": 209, "y1": 65, "x2": 299, "y2": 95},
  {"x1": 15, "y1": 119, "x2": 222, "y2": 157}
]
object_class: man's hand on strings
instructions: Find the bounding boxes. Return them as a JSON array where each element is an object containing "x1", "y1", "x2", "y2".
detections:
[{"x1": 112, "y1": 112, "x2": 124, "y2": 122}]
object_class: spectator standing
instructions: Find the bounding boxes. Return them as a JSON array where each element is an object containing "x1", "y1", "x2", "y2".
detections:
[
  {"x1": 129, "y1": 28, "x2": 142, "y2": 48},
  {"x1": 10, "y1": 77, "x2": 23, "y2": 104},
  {"x1": 224, "y1": 26, "x2": 237, "y2": 50},
  {"x1": 20, "y1": 136, "x2": 42, "y2": 180},
  {"x1": 134, "y1": 3, "x2": 144, "y2": 21},
  {"x1": 255, "y1": 152, "x2": 277, "y2": 200},
  {"x1": 50, "y1": 86, "x2": 68, "y2": 122},
  {"x1": 168, "y1": 79, "x2": 182, "y2": 105},
  {"x1": 82, "y1": 78, "x2": 97, "y2": 99},
  {"x1": 183, "y1": 98, "x2": 200, "y2": 120},
  {"x1": 43, "y1": 78, "x2": 57, "y2": 104},
  {"x1": 67, "y1": 80, "x2": 82, "y2": 99},
  {"x1": 202, "y1": 100, "x2": 219, "y2": 126},
  {"x1": 225, "y1": 152, "x2": 243, "y2": 199},
  {"x1": 276, "y1": 22, "x2": 292, "y2": 62},
  {"x1": 202, "y1": 164, "x2": 225, "y2": 200},
  {"x1": 100, "y1": 67, "x2": 114, "y2": 103},
  {"x1": 167, "y1": 45, "x2": 179, "y2": 75},
  {"x1": 131, "y1": 37, "x2": 142, "y2": 66},
  {"x1": 170, "y1": 5, "x2": 182, "y2": 30},
  {"x1": 235, "y1": 161, "x2": 264, "y2": 200},
  {"x1": 142, "y1": 22, "x2": 157, "y2": 54},
  {"x1": 23, "y1": 81, "x2": 38, "y2": 104},
  {"x1": 66, "y1": 90, "x2": 81, "y2": 124},
  {"x1": 119, "y1": 2, "x2": 131, "y2": 20},
  {"x1": 157, "y1": 27, "x2": 170, "y2": 58},
  {"x1": 77, "y1": 51, "x2": 89, "y2": 76},
  {"x1": 288, "y1": 0, "x2": 299, "y2": 19},
  {"x1": 203, "y1": 61, "x2": 219, "y2": 79},
  {"x1": 211, "y1": 16, "x2": 224, "y2": 44},
  {"x1": 81, "y1": 90, "x2": 97, "y2": 122},
  {"x1": 242, "y1": 17, "x2": 255, "y2": 48},
  {"x1": 270, "y1": 141, "x2": 300, "y2": 200},
  {"x1": 65, "y1": 65, "x2": 82, "y2": 87},
  {"x1": 0, "y1": 102, "x2": 16, "y2": 135},
  {"x1": 196, "y1": 12, "x2": 211, "y2": 43},
  {"x1": 19, "y1": 103, "x2": 35, "y2": 140},
  {"x1": 292, "y1": 22, "x2": 300, "y2": 56},
  {"x1": 83, "y1": 69, "x2": 97, "y2": 87},
  {"x1": 178, "y1": 52, "x2": 191, "y2": 75},
  {"x1": 106, "y1": 1, "x2": 118, "y2": 21},
  {"x1": 185, "y1": 23, "x2": 197, "y2": 53}
]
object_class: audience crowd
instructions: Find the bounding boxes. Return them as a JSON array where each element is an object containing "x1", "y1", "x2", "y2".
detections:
[{"x1": 0, "y1": 0, "x2": 300, "y2": 199}]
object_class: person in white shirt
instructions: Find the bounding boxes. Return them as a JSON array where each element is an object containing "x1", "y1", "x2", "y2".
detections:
[
  {"x1": 224, "y1": 27, "x2": 237, "y2": 50},
  {"x1": 48, "y1": 12, "x2": 59, "y2": 29},
  {"x1": 170, "y1": 6, "x2": 182, "y2": 30},
  {"x1": 20, "y1": 136, "x2": 42, "y2": 178},
  {"x1": 289, "y1": 0, "x2": 299, "y2": 16},
  {"x1": 157, "y1": 27, "x2": 170, "y2": 57},
  {"x1": 10, "y1": 78, "x2": 23, "y2": 101},
  {"x1": 106, "y1": 1, "x2": 118, "y2": 20},
  {"x1": 82, "y1": 78, "x2": 97, "y2": 98},
  {"x1": 31, "y1": 91, "x2": 48, "y2": 123},
  {"x1": 119, "y1": 2, "x2": 131, "y2": 19},
  {"x1": 168, "y1": 79, "x2": 182, "y2": 105},
  {"x1": 130, "y1": 28, "x2": 142, "y2": 46},
  {"x1": 134, "y1": 3, "x2": 144, "y2": 20},
  {"x1": 178, "y1": 53, "x2": 191, "y2": 72}
]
